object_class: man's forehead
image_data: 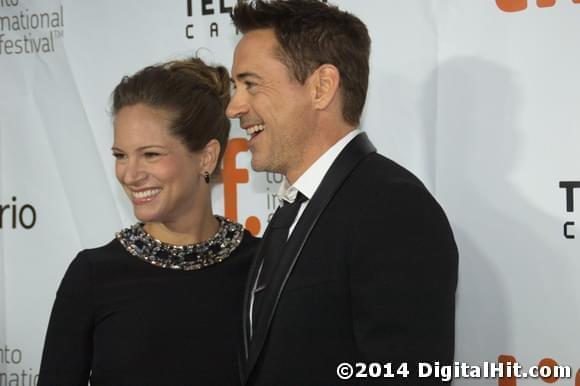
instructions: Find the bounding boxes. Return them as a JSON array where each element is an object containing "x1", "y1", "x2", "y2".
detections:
[
  {"x1": 240, "y1": 28, "x2": 278, "y2": 47},
  {"x1": 234, "y1": 29, "x2": 278, "y2": 60},
  {"x1": 231, "y1": 29, "x2": 285, "y2": 75}
]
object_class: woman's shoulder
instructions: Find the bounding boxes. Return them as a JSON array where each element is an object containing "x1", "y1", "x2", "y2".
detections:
[
  {"x1": 60, "y1": 238, "x2": 122, "y2": 276},
  {"x1": 74, "y1": 238, "x2": 125, "y2": 265},
  {"x1": 55, "y1": 239, "x2": 122, "y2": 297}
]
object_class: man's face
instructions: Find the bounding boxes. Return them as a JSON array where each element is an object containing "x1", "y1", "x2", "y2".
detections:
[{"x1": 227, "y1": 29, "x2": 315, "y2": 181}]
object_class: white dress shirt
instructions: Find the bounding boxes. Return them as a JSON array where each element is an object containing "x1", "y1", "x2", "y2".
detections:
[{"x1": 277, "y1": 128, "x2": 362, "y2": 236}]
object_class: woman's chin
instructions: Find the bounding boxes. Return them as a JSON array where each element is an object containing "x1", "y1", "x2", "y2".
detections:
[{"x1": 132, "y1": 209, "x2": 160, "y2": 224}]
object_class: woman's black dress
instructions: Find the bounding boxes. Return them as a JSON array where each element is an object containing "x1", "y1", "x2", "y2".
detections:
[{"x1": 38, "y1": 220, "x2": 258, "y2": 386}]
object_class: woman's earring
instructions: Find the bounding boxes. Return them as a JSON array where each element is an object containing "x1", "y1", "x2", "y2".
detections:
[{"x1": 203, "y1": 171, "x2": 210, "y2": 184}]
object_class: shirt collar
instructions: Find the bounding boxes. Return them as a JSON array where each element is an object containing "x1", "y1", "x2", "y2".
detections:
[{"x1": 277, "y1": 129, "x2": 362, "y2": 205}]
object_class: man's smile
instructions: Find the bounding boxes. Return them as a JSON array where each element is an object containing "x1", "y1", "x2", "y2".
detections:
[{"x1": 245, "y1": 123, "x2": 265, "y2": 140}]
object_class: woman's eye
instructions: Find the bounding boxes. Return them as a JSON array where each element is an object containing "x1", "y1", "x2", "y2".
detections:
[
  {"x1": 112, "y1": 152, "x2": 126, "y2": 160},
  {"x1": 143, "y1": 152, "x2": 160, "y2": 159}
]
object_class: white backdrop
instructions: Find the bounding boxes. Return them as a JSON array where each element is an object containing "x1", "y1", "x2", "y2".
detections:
[{"x1": 1, "y1": 1, "x2": 579, "y2": 385}]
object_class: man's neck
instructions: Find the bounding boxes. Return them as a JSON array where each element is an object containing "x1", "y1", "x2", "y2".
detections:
[{"x1": 285, "y1": 125, "x2": 355, "y2": 184}]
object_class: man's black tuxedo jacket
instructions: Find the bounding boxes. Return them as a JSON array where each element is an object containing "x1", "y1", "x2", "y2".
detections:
[{"x1": 240, "y1": 133, "x2": 458, "y2": 385}]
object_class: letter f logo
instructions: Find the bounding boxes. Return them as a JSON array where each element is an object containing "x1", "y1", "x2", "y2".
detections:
[{"x1": 222, "y1": 138, "x2": 261, "y2": 235}]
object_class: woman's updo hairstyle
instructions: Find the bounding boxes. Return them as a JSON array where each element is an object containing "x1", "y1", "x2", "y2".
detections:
[{"x1": 112, "y1": 57, "x2": 231, "y2": 177}]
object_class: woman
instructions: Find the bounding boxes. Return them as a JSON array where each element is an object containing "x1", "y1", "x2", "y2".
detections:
[{"x1": 38, "y1": 58, "x2": 258, "y2": 385}]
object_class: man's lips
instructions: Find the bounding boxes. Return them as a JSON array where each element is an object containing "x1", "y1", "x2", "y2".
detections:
[{"x1": 244, "y1": 123, "x2": 265, "y2": 139}]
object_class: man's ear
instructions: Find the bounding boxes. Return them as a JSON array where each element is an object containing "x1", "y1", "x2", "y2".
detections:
[
  {"x1": 199, "y1": 139, "x2": 221, "y2": 176},
  {"x1": 310, "y1": 64, "x2": 340, "y2": 111}
]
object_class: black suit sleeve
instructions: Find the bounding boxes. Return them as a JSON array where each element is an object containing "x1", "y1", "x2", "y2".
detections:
[
  {"x1": 38, "y1": 252, "x2": 94, "y2": 386},
  {"x1": 349, "y1": 182, "x2": 458, "y2": 385}
]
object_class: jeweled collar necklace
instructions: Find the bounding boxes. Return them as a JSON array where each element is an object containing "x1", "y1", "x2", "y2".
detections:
[{"x1": 116, "y1": 215, "x2": 244, "y2": 271}]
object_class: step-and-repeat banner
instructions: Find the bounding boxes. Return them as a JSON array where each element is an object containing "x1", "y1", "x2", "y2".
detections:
[{"x1": 1, "y1": 1, "x2": 578, "y2": 385}]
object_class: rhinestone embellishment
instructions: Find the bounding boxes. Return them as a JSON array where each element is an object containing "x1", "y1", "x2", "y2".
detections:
[{"x1": 116, "y1": 216, "x2": 244, "y2": 271}]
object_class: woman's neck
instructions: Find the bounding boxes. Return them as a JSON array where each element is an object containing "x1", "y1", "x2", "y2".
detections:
[{"x1": 143, "y1": 206, "x2": 220, "y2": 245}]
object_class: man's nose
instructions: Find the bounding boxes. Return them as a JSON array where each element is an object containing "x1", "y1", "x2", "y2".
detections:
[{"x1": 226, "y1": 90, "x2": 249, "y2": 119}]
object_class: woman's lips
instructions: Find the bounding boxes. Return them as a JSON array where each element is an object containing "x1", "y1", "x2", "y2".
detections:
[{"x1": 130, "y1": 188, "x2": 161, "y2": 205}]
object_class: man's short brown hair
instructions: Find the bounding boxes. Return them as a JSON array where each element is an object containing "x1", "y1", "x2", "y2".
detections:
[{"x1": 232, "y1": 0, "x2": 371, "y2": 126}]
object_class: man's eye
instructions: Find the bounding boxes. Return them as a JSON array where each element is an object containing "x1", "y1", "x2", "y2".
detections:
[{"x1": 245, "y1": 81, "x2": 257, "y2": 90}]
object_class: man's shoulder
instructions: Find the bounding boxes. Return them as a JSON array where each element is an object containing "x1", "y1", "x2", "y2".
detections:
[
  {"x1": 349, "y1": 152, "x2": 427, "y2": 190},
  {"x1": 333, "y1": 151, "x2": 447, "y2": 217},
  {"x1": 335, "y1": 152, "x2": 453, "y2": 234}
]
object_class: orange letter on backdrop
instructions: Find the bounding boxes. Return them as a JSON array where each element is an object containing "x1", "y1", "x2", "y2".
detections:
[
  {"x1": 538, "y1": 358, "x2": 559, "y2": 383},
  {"x1": 498, "y1": 0, "x2": 580, "y2": 10},
  {"x1": 537, "y1": 0, "x2": 580, "y2": 7},
  {"x1": 537, "y1": 0, "x2": 556, "y2": 6},
  {"x1": 497, "y1": 0, "x2": 527, "y2": 11},
  {"x1": 498, "y1": 355, "x2": 517, "y2": 386},
  {"x1": 538, "y1": 0, "x2": 580, "y2": 5},
  {"x1": 222, "y1": 138, "x2": 261, "y2": 235}
]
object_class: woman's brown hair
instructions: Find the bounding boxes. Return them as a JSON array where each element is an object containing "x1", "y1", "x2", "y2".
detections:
[{"x1": 112, "y1": 57, "x2": 231, "y2": 176}]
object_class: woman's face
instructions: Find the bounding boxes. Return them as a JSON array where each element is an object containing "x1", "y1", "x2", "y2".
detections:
[{"x1": 112, "y1": 103, "x2": 203, "y2": 225}]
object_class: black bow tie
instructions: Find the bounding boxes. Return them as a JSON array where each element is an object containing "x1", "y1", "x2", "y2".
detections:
[{"x1": 268, "y1": 192, "x2": 308, "y2": 229}]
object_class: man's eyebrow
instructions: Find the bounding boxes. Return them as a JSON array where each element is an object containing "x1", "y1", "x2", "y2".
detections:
[{"x1": 232, "y1": 72, "x2": 263, "y2": 81}]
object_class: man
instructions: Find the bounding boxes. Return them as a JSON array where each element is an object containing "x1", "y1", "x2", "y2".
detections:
[{"x1": 227, "y1": 1, "x2": 458, "y2": 385}]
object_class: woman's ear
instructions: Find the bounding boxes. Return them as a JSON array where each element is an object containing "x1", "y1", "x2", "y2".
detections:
[{"x1": 199, "y1": 139, "x2": 221, "y2": 177}]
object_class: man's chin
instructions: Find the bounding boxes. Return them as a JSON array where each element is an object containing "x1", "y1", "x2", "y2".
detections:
[
  {"x1": 250, "y1": 160, "x2": 282, "y2": 175},
  {"x1": 250, "y1": 158, "x2": 267, "y2": 172}
]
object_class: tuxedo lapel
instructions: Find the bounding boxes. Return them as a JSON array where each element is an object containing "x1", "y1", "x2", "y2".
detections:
[
  {"x1": 238, "y1": 223, "x2": 273, "y2": 383},
  {"x1": 242, "y1": 133, "x2": 376, "y2": 383}
]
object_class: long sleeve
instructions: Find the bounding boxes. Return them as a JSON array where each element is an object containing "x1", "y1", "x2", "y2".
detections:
[
  {"x1": 38, "y1": 251, "x2": 94, "y2": 386},
  {"x1": 349, "y1": 181, "x2": 458, "y2": 385}
]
